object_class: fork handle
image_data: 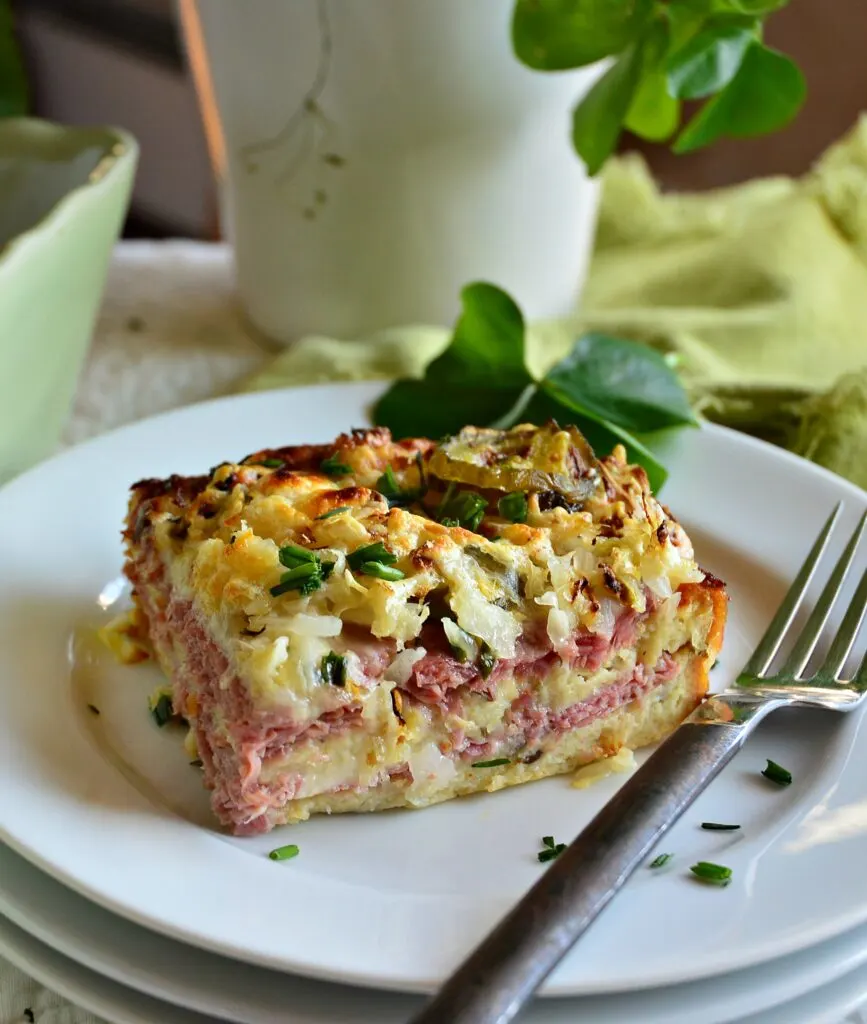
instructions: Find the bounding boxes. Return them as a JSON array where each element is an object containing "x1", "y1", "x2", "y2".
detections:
[{"x1": 410, "y1": 713, "x2": 763, "y2": 1024}]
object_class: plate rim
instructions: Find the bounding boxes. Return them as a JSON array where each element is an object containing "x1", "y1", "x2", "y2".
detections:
[
  {"x1": 2, "y1": 839, "x2": 867, "y2": 1024},
  {"x1": 1, "y1": 380, "x2": 866, "y2": 998}
]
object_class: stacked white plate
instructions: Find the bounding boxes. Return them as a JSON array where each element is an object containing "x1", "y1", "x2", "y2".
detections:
[{"x1": 1, "y1": 382, "x2": 867, "y2": 1024}]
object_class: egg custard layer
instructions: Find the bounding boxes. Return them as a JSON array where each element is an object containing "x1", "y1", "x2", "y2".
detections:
[{"x1": 122, "y1": 423, "x2": 727, "y2": 835}]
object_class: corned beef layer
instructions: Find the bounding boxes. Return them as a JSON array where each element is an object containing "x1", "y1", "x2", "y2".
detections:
[{"x1": 127, "y1": 544, "x2": 683, "y2": 835}]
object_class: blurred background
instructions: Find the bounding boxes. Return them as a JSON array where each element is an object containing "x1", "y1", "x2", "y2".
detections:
[{"x1": 14, "y1": 0, "x2": 867, "y2": 239}]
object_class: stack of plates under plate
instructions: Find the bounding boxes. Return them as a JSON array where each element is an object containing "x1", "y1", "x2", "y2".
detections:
[{"x1": 1, "y1": 383, "x2": 867, "y2": 1024}]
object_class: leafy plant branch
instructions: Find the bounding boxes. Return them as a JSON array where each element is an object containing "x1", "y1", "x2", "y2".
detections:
[{"x1": 511, "y1": 0, "x2": 805, "y2": 174}]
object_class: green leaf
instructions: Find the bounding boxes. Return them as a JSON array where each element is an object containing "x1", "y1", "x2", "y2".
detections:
[
  {"x1": 540, "y1": 334, "x2": 698, "y2": 434},
  {"x1": 667, "y1": 0, "x2": 716, "y2": 10},
  {"x1": 428, "y1": 282, "x2": 528, "y2": 387},
  {"x1": 673, "y1": 42, "x2": 806, "y2": 154},
  {"x1": 374, "y1": 282, "x2": 532, "y2": 438},
  {"x1": 0, "y1": 1, "x2": 27, "y2": 118},
  {"x1": 724, "y1": 0, "x2": 791, "y2": 12},
  {"x1": 665, "y1": 21, "x2": 756, "y2": 100},
  {"x1": 511, "y1": 0, "x2": 653, "y2": 71},
  {"x1": 521, "y1": 389, "x2": 669, "y2": 492},
  {"x1": 572, "y1": 42, "x2": 644, "y2": 175},
  {"x1": 667, "y1": 4, "x2": 712, "y2": 51},
  {"x1": 374, "y1": 380, "x2": 526, "y2": 440},
  {"x1": 624, "y1": 19, "x2": 680, "y2": 142}
]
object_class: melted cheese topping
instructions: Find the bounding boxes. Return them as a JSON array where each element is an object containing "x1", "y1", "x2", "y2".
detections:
[{"x1": 128, "y1": 432, "x2": 705, "y2": 724}]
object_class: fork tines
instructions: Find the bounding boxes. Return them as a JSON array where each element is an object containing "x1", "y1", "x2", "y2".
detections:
[{"x1": 740, "y1": 504, "x2": 867, "y2": 687}]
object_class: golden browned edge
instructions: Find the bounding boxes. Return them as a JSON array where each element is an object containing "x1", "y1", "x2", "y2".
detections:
[{"x1": 681, "y1": 572, "x2": 728, "y2": 702}]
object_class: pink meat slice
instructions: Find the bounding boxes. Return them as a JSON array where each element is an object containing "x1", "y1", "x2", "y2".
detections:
[
  {"x1": 405, "y1": 605, "x2": 644, "y2": 705},
  {"x1": 457, "y1": 651, "x2": 679, "y2": 761},
  {"x1": 128, "y1": 540, "x2": 680, "y2": 835}
]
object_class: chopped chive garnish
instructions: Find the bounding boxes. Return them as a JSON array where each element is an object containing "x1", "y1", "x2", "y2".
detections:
[
  {"x1": 320, "y1": 454, "x2": 351, "y2": 477},
  {"x1": 348, "y1": 541, "x2": 403, "y2": 579},
  {"x1": 378, "y1": 465, "x2": 401, "y2": 491},
  {"x1": 274, "y1": 562, "x2": 318, "y2": 584},
  {"x1": 690, "y1": 861, "x2": 732, "y2": 886},
  {"x1": 375, "y1": 463, "x2": 427, "y2": 508},
  {"x1": 87, "y1": 703, "x2": 100, "y2": 716},
  {"x1": 270, "y1": 578, "x2": 320, "y2": 598},
  {"x1": 471, "y1": 757, "x2": 510, "y2": 768},
  {"x1": 376, "y1": 465, "x2": 403, "y2": 503},
  {"x1": 321, "y1": 651, "x2": 347, "y2": 687},
  {"x1": 762, "y1": 759, "x2": 792, "y2": 786},
  {"x1": 498, "y1": 492, "x2": 528, "y2": 524},
  {"x1": 464, "y1": 501, "x2": 488, "y2": 532},
  {"x1": 455, "y1": 493, "x2": 488, "y2": 531},
  {"x1": 317, "y1": 506, "x2": 351, "y2": 520},
  {"x1": 189, "y1": 758, "x2": 203, "y2": 767},
  {"x1": 271, "y1": 547, "x2": 334, "y2": 597},
  {"x1": 359, "y1": 561, "x2": 405, "y2": 582},
  {"x1": 347, "y1": 541, "x2": 396, "y2": 570},
  {"x1": 437, "y1": 487, "x2": 488, "y2": 532},
  {"x1": 649, "y1": 853, "x2": 673, "y2": 869},
  {"x1": 701, "y1": 822, "x2": 741, "y2": 831},
  {"x1": 270, "y1": 564, "x2": 321, "y2": 597},
  {"x1": 278, "y1": 544, "x2": 317, "y2": 568},
  {"x1": 478, "y1": 646, "x2": 497, "y2": 679},
  {"x1": 257, "y1": 458, "x2": 284, "y2": 469},
  {"x1": 537, "y1": 836, "x2": 567, "y2": 863},
  {"x1": 151, "y1": 693, "x2": 174, "y2": 728},
  {"x1": 268, "y1": 844, "x2": 300, "y2": 862}
]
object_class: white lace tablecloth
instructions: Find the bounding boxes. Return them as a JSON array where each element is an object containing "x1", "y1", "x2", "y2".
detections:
[{"x1": 1, "y1": 239, "x2": 865, "y2": 1024}]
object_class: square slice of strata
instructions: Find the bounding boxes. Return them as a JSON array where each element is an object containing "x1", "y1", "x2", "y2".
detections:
[{"x1": 121, "y1": 423, "x2": 727, "y2": 835}]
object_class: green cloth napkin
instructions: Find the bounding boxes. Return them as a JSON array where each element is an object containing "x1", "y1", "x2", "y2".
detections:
[{"x1": 242, "y1": 116, "x2": 867, "y2": 492}]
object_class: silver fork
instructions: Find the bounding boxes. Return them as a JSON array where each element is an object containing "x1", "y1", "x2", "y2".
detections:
[{"x1": 411, "y1": 501, "x2": 867, "y2": 1024}]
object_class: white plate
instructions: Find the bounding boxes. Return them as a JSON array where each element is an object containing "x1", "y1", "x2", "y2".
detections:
[
  {"x1": 2, "y1": 840, "x2": 867, "y2": 1024},
  {"x1": 0, "y1": 382, "x2": 866, "y2": 997}
]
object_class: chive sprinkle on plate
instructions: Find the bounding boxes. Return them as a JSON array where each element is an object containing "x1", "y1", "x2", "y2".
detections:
[
  {"x1": 762, "y1": 759, "x2": 793, "y2": 786},
  {"x1": 700, "y1": 822, "x2": 741, "y2": 831},
  {"x1": 151, "y1": 693, "x2": 174, "y2": 727},
  {"x1": 268, "y1": 844, "x2": 300, "y2": 862},
  {"x1": 690, "y1": 861, "x2": 732, "y2": 886},
  {"x1": 649, "y1": 853, "x2": 673, "y2": 869},
  {"x1": 471, "y1": 757, "x2": 510, "y2": 768},
  {"x1": 537, "y1": 835, "x2": 567, "y2": 863}
]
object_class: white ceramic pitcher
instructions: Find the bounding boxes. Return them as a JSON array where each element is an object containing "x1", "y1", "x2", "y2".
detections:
[{"x1": 179, "y1": 0, "x2": 602, "y2": 344}]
